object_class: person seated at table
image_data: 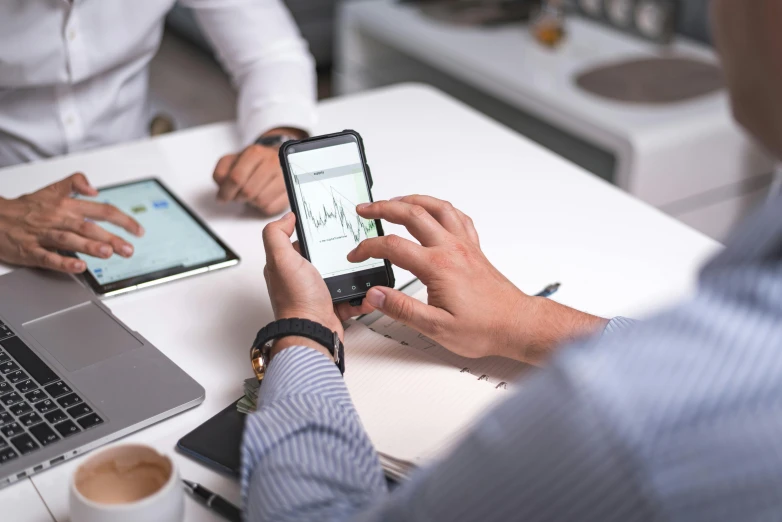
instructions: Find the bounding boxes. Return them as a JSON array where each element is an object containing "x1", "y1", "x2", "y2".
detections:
[
  {"x1": 0, "y1": 1, "x2": 314, "y2": 259},
  {"x1": 0, "y1": 1, "x2": 313, "y2": 273},
  {"x1": 243, "y1": 1, "x2": 782, "y2": 520}
]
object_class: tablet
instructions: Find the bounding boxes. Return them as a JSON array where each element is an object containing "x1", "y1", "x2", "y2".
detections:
[{"x1": 73, "y1": 178, "x2": 239, "y2": 297}]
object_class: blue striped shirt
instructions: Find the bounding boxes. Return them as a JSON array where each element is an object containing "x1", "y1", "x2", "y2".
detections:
[{"x1": 242, "y1": 196, "x2": 782, "y2": 521}]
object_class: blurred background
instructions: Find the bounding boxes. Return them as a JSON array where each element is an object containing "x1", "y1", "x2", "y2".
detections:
[{"x1": 149, "y1": 0, "x2": 777, "y2": 241}]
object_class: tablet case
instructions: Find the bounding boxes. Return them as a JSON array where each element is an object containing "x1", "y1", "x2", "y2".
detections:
[{"x1": 177, "y1": 398, "x2": 245, "y2": 477}]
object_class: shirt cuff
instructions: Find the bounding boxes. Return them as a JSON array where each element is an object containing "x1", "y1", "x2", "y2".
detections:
[
  {"x1": 240, "y1": 102, "x2": 316, "y2": 147},
  {"x1": 602, "y1": 317, "x2": 636, "y2": 336},
  {"x1": 257, "y1": 345, "x2": 351, "y2": 407}
]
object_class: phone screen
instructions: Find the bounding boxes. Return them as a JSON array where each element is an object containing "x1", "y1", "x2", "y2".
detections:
[{"x1": 286, "y1": 140, "x2": 385, "y2": 279}]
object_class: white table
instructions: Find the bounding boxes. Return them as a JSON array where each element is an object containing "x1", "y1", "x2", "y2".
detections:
[
  {"x1": 335, "y1": 0, "x2": 775, "y2": 240},
  {"x1": 1, "y1": 84, "x2": 720, "y2": 521}
]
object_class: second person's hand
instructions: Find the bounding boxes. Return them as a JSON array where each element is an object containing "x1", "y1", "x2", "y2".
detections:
[
  {"x1": 336, "y1": 196, "x2": 607, "y2": 365},
  {"x1": 0, "y1": 173, "x2": 143, "y2": 274},
  {"x1": 213, "y1": 128, "x2": 305, "y2": 215}
]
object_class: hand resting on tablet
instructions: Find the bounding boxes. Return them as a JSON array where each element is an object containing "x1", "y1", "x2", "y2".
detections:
[{"x1": 0, "y1": 173, "x2": 143, "y2": 274}]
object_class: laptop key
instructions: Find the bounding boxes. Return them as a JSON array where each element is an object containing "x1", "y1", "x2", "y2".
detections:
[
  {"x1": 24, "y1": 389, "x2": 47, "y2": 403},
  {"x1": 44, "y1": 409, "x2": 67, "y2": 424},
  {"x1": 54, "y1": 420, "x2": 81, "y2": 438},
  {"x1": 0, "y1": 325, "x2": 12, "y2": 341},
  {"x1": 0, "y1": 337, "x2": 59, "y2": 386},
  {"x1": 1, "y1": 392, "x2": 22, "y2": 407},
  {"x1": 0, "y1": 446, "x2": 17, "y2": 463},
  {"x1": 76, "y1": 413, "x2": 103, "y2": 430},
  {"x1": 57, "y1": 393, "x2": 82, "y2": 409},
  {"x1": 45, "y1": 381, "x2": 72, "y2": 399},
  {"x1": 11, "y1": 433, "x2": 39, "y2": 455},
  {"x1": 18, "y1": 412, "x2": 43, "y2": 427},
  {"x1": 0, "y1": 351, "x2": 9, "y2": 363},
  {"x1": 9, "y1": 402, "x2": 32, "y2": 416},
  {"x1": 0, "y1": 436, "x2": 5, "y2": 448},
  {"x1": 0, "y1": 412, "x2": 11, "y2": 426},
  {"x1": 1, "y1": 422, "x2": 24, "y2": 438},
  {"x1": 29, "y1": 423, "x2": 59, "y2": 447},
  {"x1": 0, "y1": 382, "x2": 10, "y2": 395},
  {"x1": 6, "y1": 371, "x2": 27, "y2": 384},
  {"x1": 34, "y1": 399, "x2": 57, "y2": 414},
  {"x1": 67, "y1": 403, "x2": 93, "y2": 419},
  {"x1": 15, "y1": 380, "x2": 36, "y2": 393},
  {"x1": 0, "y1": 361, "x2": 18, "y2": 374}
]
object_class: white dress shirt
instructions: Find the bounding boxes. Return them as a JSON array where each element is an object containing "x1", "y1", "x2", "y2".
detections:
[{"x1": 0, "y1": 0, "x2": 317, "y2": 168}]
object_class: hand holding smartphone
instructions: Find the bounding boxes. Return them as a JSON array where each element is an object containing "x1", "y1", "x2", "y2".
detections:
[{"x1": 279, "y1": 130, "x2": 395, "y2": 303}]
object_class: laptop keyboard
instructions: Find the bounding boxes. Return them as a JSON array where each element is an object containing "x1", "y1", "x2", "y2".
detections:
[{"x1": 0, "y1": 320, "x2": 103, "y2": 466}]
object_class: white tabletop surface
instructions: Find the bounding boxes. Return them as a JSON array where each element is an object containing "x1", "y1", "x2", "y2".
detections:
[{"x1": 0, "y1": 84, "x2": 720, "y2": 521}]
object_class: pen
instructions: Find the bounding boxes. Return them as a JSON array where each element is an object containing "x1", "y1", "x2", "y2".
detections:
[
  {"x1": 534, "y1": 282, "x2": 561, "y2": 298},
  {"x1": 182, "y1": 479, "x2": 241, "y2": 522}
]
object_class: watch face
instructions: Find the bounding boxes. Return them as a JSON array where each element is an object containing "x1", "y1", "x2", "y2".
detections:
[
  {"x1": 606, "y1": 0, "x2": 634, "y2": 28},
  {"x1": 578, "y1": 0, "x2": 603, "y2": 17},
  {"x1": 635, "y1": 0, "x2": 667, "y2": 38}
]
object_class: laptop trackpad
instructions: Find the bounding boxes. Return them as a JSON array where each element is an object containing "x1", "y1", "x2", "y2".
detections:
[{"x1": 24, "y1": 303, "x2": 142, "y2": 372}]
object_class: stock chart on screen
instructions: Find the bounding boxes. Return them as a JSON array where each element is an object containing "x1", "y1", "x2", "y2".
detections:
[{"x1": 288, "y1": 142, "x2": 384, "y2": 278}]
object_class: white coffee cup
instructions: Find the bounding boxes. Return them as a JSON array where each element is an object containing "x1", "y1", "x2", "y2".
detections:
[{"x1": 69, "y1": 444, "x2": 183, "y2": 522}]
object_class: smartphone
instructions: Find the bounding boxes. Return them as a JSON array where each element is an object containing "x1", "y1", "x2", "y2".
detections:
[{"x1": 279, "y1": 130, "x2": 395, "y2": 303}]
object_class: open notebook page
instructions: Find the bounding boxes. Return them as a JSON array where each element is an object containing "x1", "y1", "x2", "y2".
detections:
[
  {"x1": 366, "y1": 286, "x2": 531, "y2": 388},
  {"x1": 343, "y1": 322, "x2": 505, "y2": 467}
]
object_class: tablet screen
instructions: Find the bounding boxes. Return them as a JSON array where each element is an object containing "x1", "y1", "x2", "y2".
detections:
[{"x1": 75, "y1": 179, "x2": 238, "y2": 295}]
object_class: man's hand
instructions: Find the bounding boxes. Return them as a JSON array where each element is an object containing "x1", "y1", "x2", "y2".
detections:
[
  {"x1": 263, "y1": 212, "x2": 343, "y2": 359},
  {"x1": 213, "y1": 128, "x2": 305, "y2": 215},
  {"x1": 336, "y1": 196, "x2": 607, "y2": 365},
  {"x1": 0, "y1": 173, "x2": 143, "y2": 274}
]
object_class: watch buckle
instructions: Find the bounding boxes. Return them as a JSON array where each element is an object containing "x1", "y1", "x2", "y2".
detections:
[
  {"x1": 251, "y1": 346, "x2": 265, "y2": 382},
  {"x1": 332, "y1": 331, "x2": 340, "y2": 365}
]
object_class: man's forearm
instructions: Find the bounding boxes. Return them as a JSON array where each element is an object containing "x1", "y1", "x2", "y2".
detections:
[{"x1": 500, "y1": 296, "x2": 610, "y2": 366}]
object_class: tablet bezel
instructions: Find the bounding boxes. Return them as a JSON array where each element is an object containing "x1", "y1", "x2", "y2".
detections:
[{"x1": 72, "y1": 177, "x2": 240, "y2": 297}]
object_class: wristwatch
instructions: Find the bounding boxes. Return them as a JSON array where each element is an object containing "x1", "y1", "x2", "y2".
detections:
[
  {"x1": 254, "y1": 134, "x2": 299, "y2": 148},
  {"x1": 250, "y1": 318, "x2": 345, "y2": 382}
]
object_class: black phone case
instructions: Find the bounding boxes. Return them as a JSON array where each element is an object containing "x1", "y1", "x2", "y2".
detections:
[{"x1": 279, "y1": 130, "x2": 395, "y2": 303}]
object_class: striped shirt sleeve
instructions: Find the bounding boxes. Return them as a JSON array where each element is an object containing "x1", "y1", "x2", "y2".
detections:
[
  {"x1": 241, "y1": 347, "x2": 387, "y2": 522},
  {"x1": 603, "y1": 316, "x2": 636, "y2": 335}
]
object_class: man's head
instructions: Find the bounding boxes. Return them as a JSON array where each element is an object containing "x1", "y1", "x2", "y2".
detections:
[{"x1": 711, "y1": 0, "x2": 782, "y2": 159}]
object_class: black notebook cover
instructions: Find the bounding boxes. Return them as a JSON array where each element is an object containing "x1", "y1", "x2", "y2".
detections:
[{"x1": 177, "y1": 398, "x2": 245, "y2": 477}]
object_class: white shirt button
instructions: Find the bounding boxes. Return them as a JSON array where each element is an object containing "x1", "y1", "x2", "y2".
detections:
[
  {"x1": 67, "y1": 29, "x2": 77, "y2": 41},
  {"x1": 65, "y1": 115, "x2": 75, "y2": 126}
]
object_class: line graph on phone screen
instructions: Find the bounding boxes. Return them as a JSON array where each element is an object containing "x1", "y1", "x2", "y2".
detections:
[{"x1": 294, "y1": 171, "x2": 384, "y2": 278}]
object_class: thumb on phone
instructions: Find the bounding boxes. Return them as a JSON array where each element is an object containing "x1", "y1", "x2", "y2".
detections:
[{"x1": 365, "y1": 287, "x2": 450, "y2": 339}]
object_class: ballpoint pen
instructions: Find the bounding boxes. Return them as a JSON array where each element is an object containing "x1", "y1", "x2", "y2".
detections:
[
  {"x1": 534, "y1": 282, "x2": 561, "y2": 298},
  {"x1": 182, "y1": 479, "x2": 241, "y2": 522}
]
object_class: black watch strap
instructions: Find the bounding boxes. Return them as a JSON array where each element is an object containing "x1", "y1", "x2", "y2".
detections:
[
  {"x1": 254, "y1": 134, "x2": 297, "y2": 148},
  {"x1": 252, "y1": 318, "x2": 345, "y2": 375}
]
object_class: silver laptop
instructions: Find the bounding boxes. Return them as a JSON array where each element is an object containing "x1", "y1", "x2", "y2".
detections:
[{"x1": 0, "y1": 268, "x2": 204, "y2": 488}]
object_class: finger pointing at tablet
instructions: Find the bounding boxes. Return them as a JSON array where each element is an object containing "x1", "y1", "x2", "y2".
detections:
[{"x1": 0, "y1": 173, "x2": 143, "y2": 274}]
